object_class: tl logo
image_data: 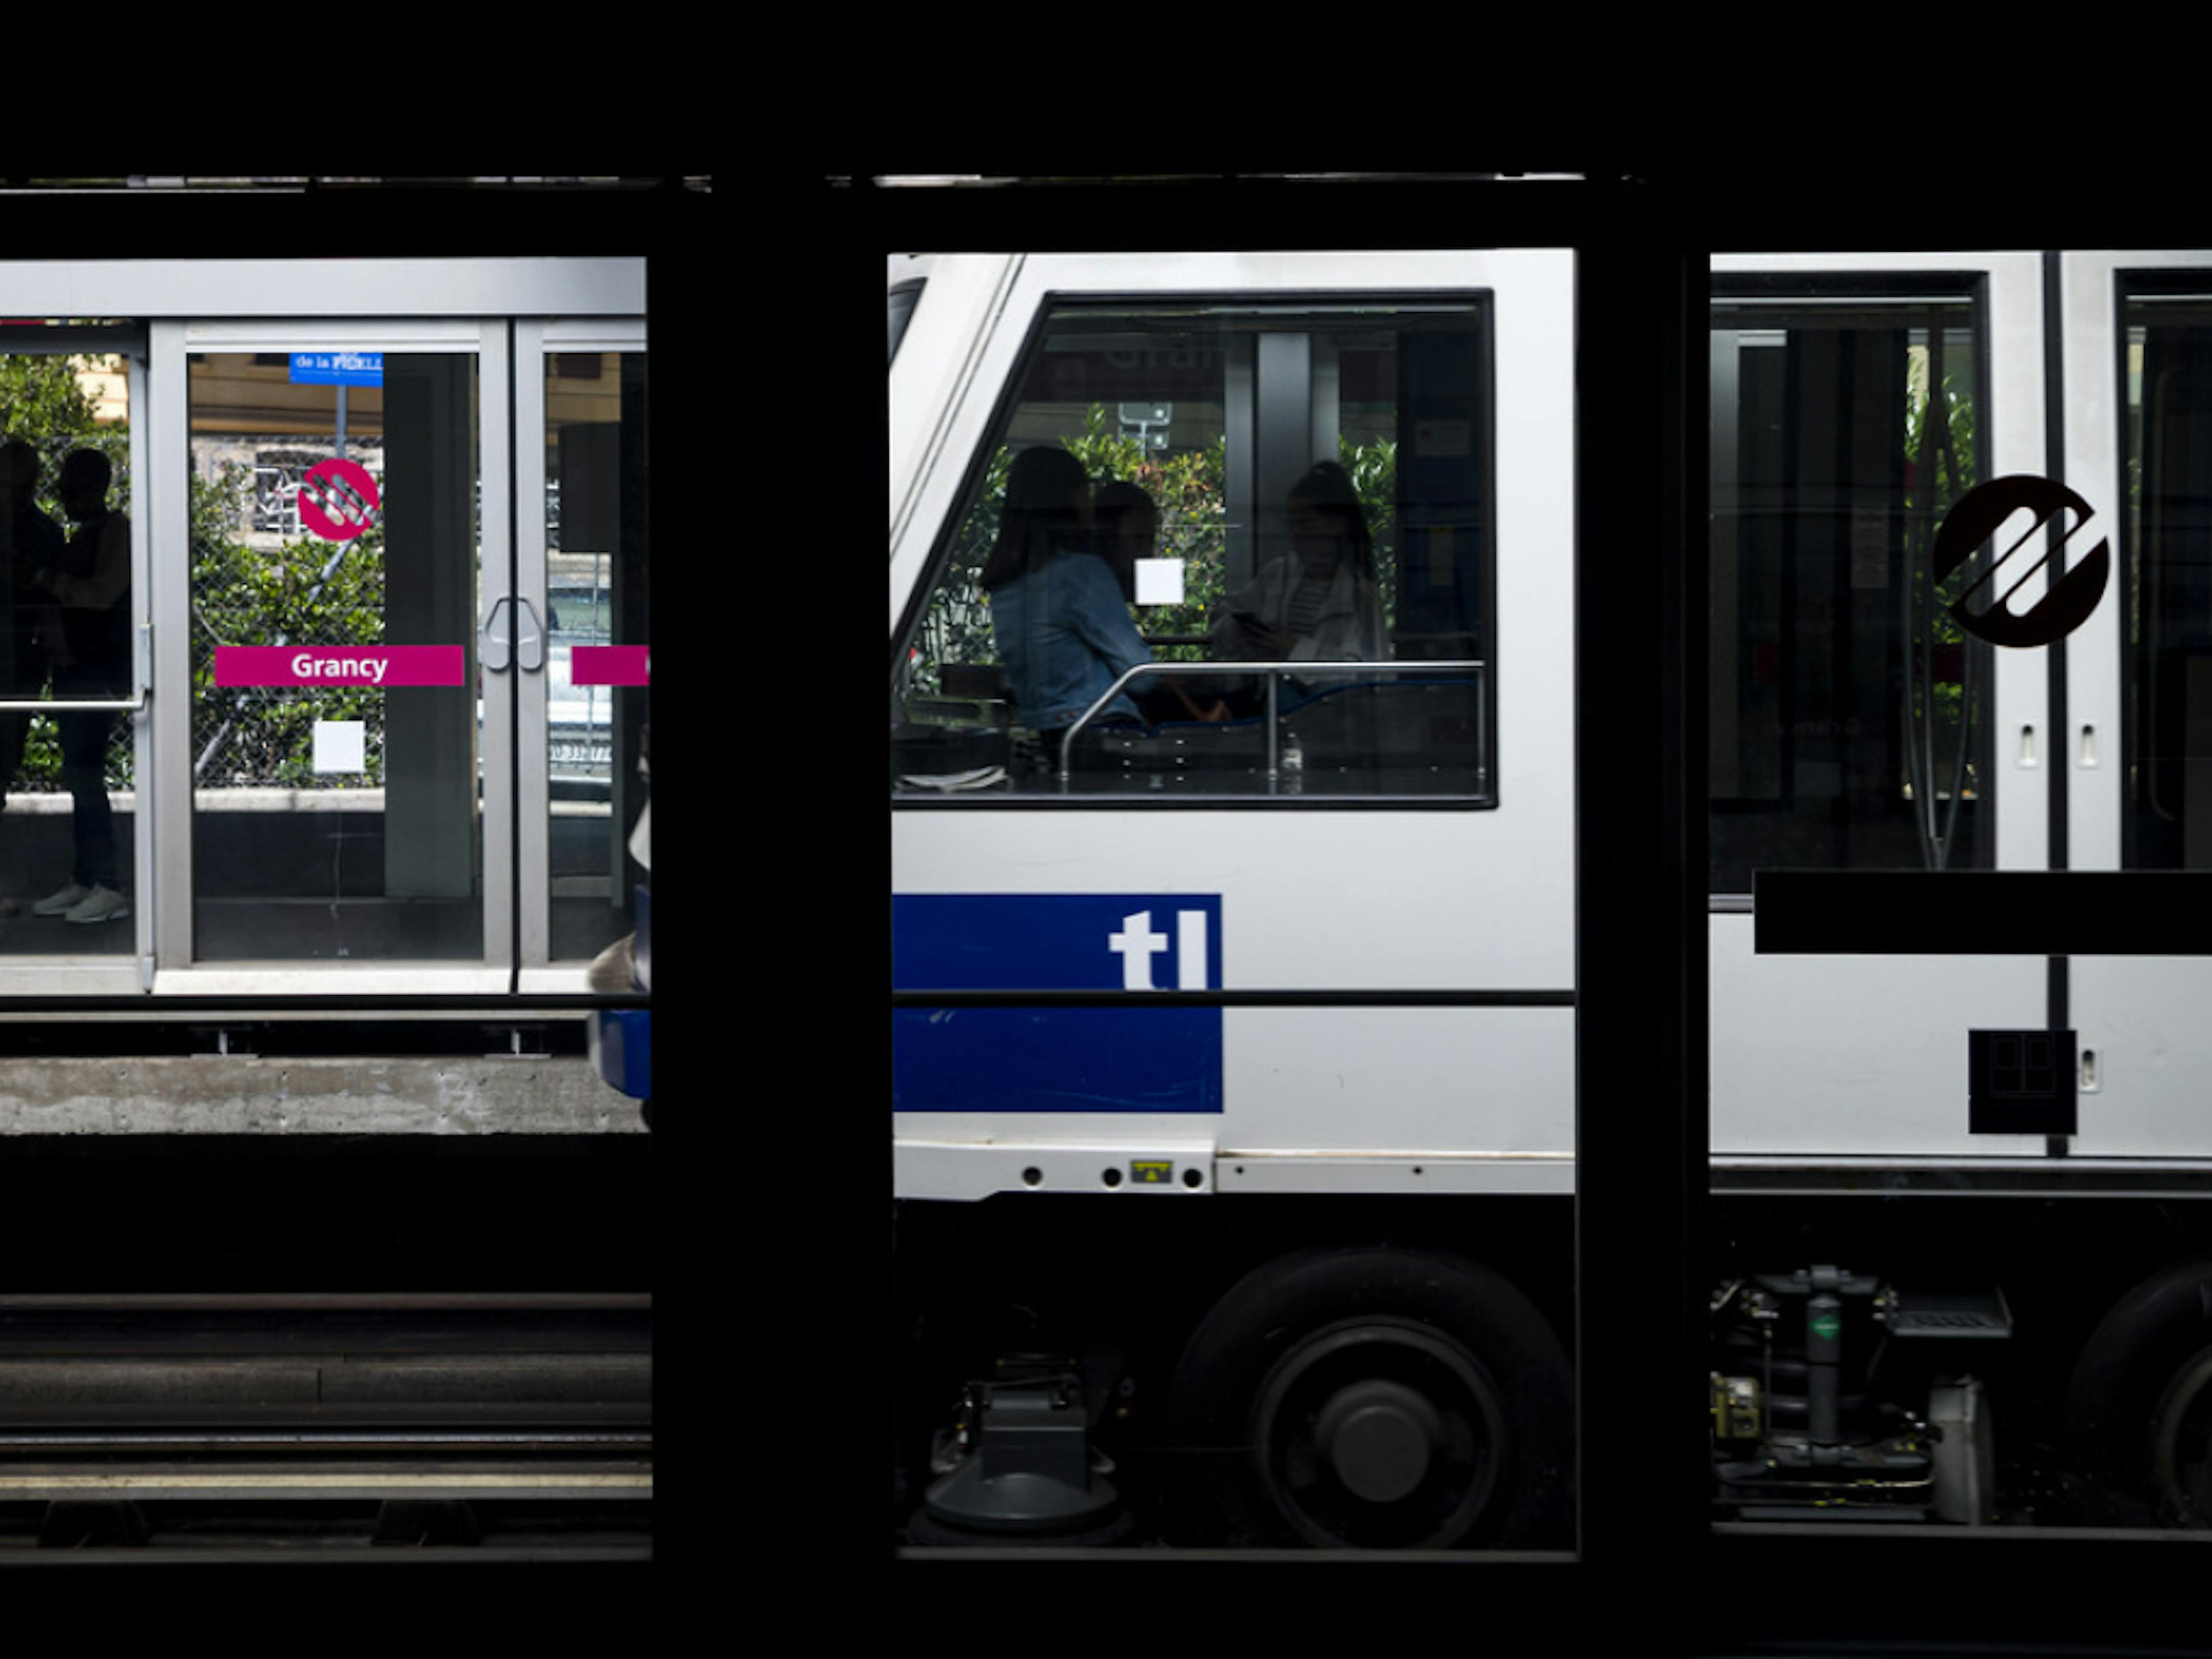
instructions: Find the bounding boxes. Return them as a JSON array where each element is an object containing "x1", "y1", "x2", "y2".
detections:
[{"x1": 1108, "y1": 909, "x2": 1212, "y2": 991}]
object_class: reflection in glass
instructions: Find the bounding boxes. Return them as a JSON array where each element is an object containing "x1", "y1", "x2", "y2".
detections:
[
  {"x1": 545, "y1": 351, "x2": 647, "y2": 964},
  {"x1": 2125, "y1": 291, "x2": 2212, "y2": 869},
  {"x1": 1709, "y1": 297, "x2": 1987, "y2": 892},
  {"x1": 896, "y1": 301, "x2": 1493, "y2": 800},
  {"x1": 187, "y1": 351, "x2": 483, "y2": 962},
  {"x1": 0, "y1": 347, "x2": 134, "y2": 954}
]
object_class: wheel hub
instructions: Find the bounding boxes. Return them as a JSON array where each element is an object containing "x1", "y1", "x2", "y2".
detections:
[
  {"x1": 1250, "y1": 1318, "x2": 1506, "y2": 1548},
  {"x1": 1314, "y1": 1378, "x2": 1441, "y2": 1503}
]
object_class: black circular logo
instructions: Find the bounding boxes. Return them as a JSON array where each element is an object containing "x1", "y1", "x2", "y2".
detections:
[{"x1": 1931, "y1": 474, "x2": 2109, "y2": 649}]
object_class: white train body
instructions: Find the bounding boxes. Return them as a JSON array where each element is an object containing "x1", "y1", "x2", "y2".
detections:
[
  {"x1": 893, "y1": 251, "x2": 1576, "y2": 1198},
  {"x1": 888, "y1": 242, "x2": 2212, "y2": 1548}
]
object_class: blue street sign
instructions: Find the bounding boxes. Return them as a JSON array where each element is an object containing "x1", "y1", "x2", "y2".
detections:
[{"x1": 289, "y1": 351, "x2": 384, "y2": 387}]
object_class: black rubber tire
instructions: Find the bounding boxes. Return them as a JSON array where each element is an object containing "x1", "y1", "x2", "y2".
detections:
[
  {"x1": 904, "y1": 1506, "x2": 1136, "y2": 1549},
  {"x1": 2065, "y1": 1256, "x2": 2212, "y2": 1527},
  {"x1": 1168, "y1": 1246, "x2": 1571, "y2": 1549}
]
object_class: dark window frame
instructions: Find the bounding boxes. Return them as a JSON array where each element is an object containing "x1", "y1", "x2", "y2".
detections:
[
  {"x1": 890, "y1": 287, "x2": 1503, "y2": 811},
  {"x1": 1707, "y1": 272, "x2": 1995, "y2": 897}
]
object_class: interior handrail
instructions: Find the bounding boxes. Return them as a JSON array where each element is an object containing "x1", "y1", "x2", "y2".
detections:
[
  {"x1": 0, "y1": 691, "x2": 145, "y2": 713},
  {"x1": 1059, "y1": 659, "x2": 1487, "y2": 785}
]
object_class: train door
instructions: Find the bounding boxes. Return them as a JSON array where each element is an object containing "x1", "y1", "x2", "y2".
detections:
[
  {"x1": 153, "y1": 323, "x2": 507, "y2": 990},
  {"x1": 2061, "y1": 252, "x2": 2212, "y2": 1156},
  {"x1": 147, "y1": 319, "x2": 650, "y2": 994},
  {"x1": 1707, "y1": 254, "x2": 2055, "y2": 1166},
  {"x1": 515, "y1": 323, "x2": 650, "y2": 991}
]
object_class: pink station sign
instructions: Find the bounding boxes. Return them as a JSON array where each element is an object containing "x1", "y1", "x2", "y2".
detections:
[{"x1": 215, "y1": 646, "x2": 465, "y2": 688}]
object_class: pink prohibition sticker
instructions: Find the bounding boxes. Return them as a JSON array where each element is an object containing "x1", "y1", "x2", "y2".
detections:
[
  {"x1": 215, "y1": 647, "x2": 465, "y2": 687},
  {"x1": 298, "y1": 457, "x2": 382, "y2": 541}
]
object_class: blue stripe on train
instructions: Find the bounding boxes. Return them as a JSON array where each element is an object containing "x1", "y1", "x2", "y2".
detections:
[
  {"x1": 892, "y1": 894, "x2": 1225, "y2": 1113},
  {"x1": 893, "y1": 1005, "x2": 1222, "y2": 1114},
  {"x1": 892, "y1": 894, "x2": 1222, "y2": 992}
]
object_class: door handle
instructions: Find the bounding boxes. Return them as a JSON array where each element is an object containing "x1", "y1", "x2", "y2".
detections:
[
  {"x1": 483, "y1": 599, "x2": 512, "y2": 671},
  {"x1": 481, "y1": 599, "x2": 546, "y2": 673},
  {"x1": 513, "y1": 597, "x2": 543, "y2": 672}
]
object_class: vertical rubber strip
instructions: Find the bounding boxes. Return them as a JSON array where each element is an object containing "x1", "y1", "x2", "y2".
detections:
[
  {"x1": 506, "y1": 322, "x2": 522, "y2": 997},
  {"x1": 2043, "y1": 252, "x2": 2070, "y2": 1155}
]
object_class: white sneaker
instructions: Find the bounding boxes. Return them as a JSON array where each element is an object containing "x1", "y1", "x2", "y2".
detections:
[
  {"x1": 62, "y1": 886, "x2": 127, "y2": 924},
  {"x1": 32, "y1": 883, "x2": 89, "y2": 916}
]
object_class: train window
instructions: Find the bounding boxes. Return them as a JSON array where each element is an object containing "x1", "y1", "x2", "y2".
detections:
[
  {"x1": 1709, "y1": 288, "x2": 1992, "y2": 892},
  {"x1": 892, "y1": 297, "x2": 1495, "y2": 801},
  {"x1": 2123, "y1": 281, "x2": 2212, "y2": 869}
]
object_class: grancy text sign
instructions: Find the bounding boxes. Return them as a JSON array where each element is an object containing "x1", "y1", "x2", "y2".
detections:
[{"x1": 214, "y1": 647, "x2": 465, "y2": 688}]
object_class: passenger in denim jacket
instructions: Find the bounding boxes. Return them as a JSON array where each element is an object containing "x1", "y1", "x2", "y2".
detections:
[{"x1": 981, "y1": 447, "x2": 1155, "y2": 736}]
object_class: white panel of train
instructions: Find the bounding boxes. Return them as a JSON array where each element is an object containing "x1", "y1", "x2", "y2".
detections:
[
  {"x1": 893, "y1": 252, "x2": 1576, "y2": 1199},
  {"x1": 889, "y1": 240, "x2": 2212, "y2": 1554}
]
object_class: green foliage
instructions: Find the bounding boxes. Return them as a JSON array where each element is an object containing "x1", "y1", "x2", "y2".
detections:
[
  {"x1": 1339, "y1": 431, "x2": 1398, "y2": 627},
  {"x1": 3, "y1": 357, "x2": 131, "y2": 789},
  {"x1": 2, "y1": 352, "x2": 388, "y2": 792},
  {"x1": 188, "y1": 461, "x2": 386, "y2": 788},
  {"x1": 1903, "y1": 354, "x2": 1980, "y2": 796},
  {"x1": 1061, "y1": 404, "x2": 1228, "y2": 661},
  {"x1": 907, "y1": 405, "x2": 1403, "y2": 696},
  {"x1": 0, "y1": 354, "x2": 101, "y2": 444},
  {"x1": 911, "y1": 444, "x2": 1011, "y2": 693}
]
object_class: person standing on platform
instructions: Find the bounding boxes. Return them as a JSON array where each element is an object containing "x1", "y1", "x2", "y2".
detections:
[
  {"x1": 24, "y1": 449, "x2": 130, "y2": 923},
  {"x1": 0, "y1": 439, "x2": 66, "y2": 824}
]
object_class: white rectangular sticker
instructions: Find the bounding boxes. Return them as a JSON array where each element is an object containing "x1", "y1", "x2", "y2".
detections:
[
  {"x1": 1135, "y1": 558, "x2": 1184, "y2": 607},
  {"x1": 313, "y1": 719, "x2": 366, "y2": 774}
]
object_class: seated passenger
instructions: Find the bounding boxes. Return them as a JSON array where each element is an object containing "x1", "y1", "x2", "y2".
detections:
[
  {"x1": 981, "y1": 447, "x2": 1157, "y2": 747},
  {"x1": 1211, "y1": 460, "x2": 1387, "y2": 666},
  {"x1": 1092, "y1": 477, "x2": 1152, "y2": 604}
]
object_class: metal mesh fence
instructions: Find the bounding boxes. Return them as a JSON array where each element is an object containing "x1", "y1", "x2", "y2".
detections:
[{"x1": 188, "y1": 450, "x2": 388, "y2": 790}]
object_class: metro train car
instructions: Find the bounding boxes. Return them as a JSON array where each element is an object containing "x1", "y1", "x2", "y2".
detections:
[{"x1": 888, "y1": 243, "x2": 2212, "y2": 1550}]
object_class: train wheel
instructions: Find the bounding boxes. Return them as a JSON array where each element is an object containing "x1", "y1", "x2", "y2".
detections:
[
  {"x1": 1169, "y1": 1247, "x2": 1571, "y2": 1549},
  {"x1": 2150, "y1": 1344, "x2": 2212, "y2": 1525},
  {"x1": 2066, "y1": 1257, "x2": 2212, "y2": 1527}
]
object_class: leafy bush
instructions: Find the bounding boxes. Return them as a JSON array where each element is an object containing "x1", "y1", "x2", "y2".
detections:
[
  {"x1": 907, "y1": 404, "x2": 1400, "y2": 693},
  {"x1": 190, "y1": 478, "x2": 387, "y2": 788},
  {"x1": 3, "y1": 353, "x2": 389, "y2": 791},
  {"x1": 2, "y1": 355, "x2": 131, "y2": 789}
]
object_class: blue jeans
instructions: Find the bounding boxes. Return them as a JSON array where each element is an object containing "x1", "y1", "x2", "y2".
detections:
[{"x1": 55, "y1": 693, "x2": 116, "y2": 892}]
